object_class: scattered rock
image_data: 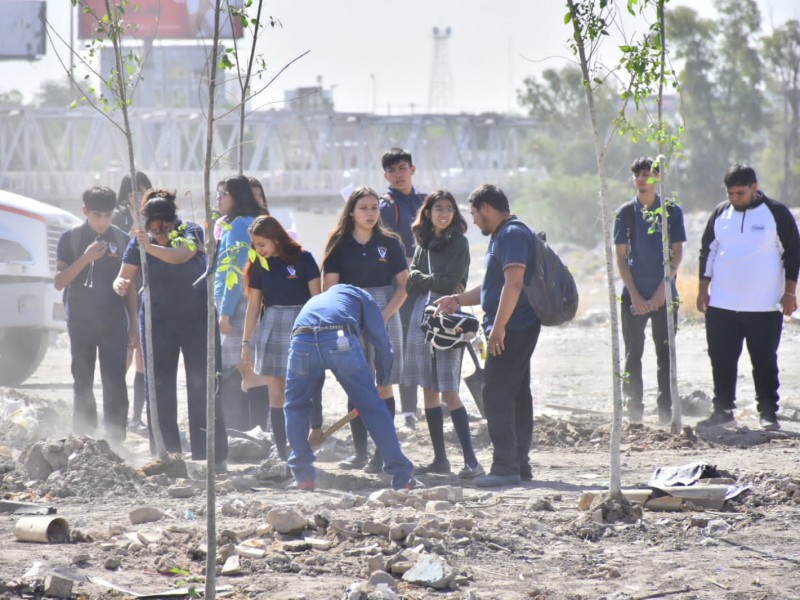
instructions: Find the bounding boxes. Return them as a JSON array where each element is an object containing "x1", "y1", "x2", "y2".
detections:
[
  {"x1": 221, "y1": 555, "x2": 242, "y2": 576},
  {"x1": 43, "y1": 574, "x2": 72, "y2": 598},
  {"x1": 402, "y1": 554, "x2": 455, "y2": 589},
  {"x1": 368, "y1": 570, "x2": 397, "y2": 588},
  {"x1": 129, "y1": 506, "x2": 164, "y2": 525},
  {"x1": 266, "y1": 508, "x2": 307, "y2": 534}
]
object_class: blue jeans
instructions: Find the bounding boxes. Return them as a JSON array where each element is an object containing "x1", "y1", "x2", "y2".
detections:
[{"x1": 284, "y1": 330, "x2": 413, "y2": 489}]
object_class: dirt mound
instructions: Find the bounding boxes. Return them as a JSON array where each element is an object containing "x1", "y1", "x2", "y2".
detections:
[
  {"x1": 0, "y1": 388, "x2": 70, "y2": 449},
  {"x1": 535, "y1": 415, "x2": 708, "y2": 451},
  {"x1": 3, "y1": 436, "x2": 144, "y2": 499}
]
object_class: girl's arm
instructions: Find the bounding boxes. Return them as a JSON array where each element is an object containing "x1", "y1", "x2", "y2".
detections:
[
  {"x1": 382, "y1": 269, "x2": 408, "y2": 324},
  {"x1": 240, "y1": 288, "x2": 263, "y2": 367}
]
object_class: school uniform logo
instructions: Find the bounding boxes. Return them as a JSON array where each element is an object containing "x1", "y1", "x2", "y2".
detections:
[
  {"x1": 286, "y1": 265, "x2": 298, "y2": 279},
  {"x1": 377, "y1": 246, "x2": 388, "y2": 262},
  {"x1": 107, "y1": 242, "x2": 120, "y2": 258}
]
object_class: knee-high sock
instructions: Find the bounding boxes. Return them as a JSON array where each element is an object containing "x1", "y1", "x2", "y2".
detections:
[
  {"x1": 132, "y1": 371, "x2": 145, "y2": 422},
  {"x1": 424, "y1": 406, "x2": 447, "y2": 462},
  {"x1": 270, "y1": 406, "x2": 288, "y2": 461},
  {"x1": 247, "y1": 386, "x2": 269, "y2": 430},
  {"x1": 450, "y1": 406, "x2": 477, "y2": 467},
  {"x1": 348, "y1": 396, "x2": 369, "y2": 458},
  {"x1": 384, "y1": 396, "x2": 396, "y2": 418}
]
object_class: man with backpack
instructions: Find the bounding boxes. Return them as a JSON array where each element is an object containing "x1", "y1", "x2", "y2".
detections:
[
  {"x1": 613, "y1": 157, "x2": 686, "y2": 425},
  {"x1": 379, "y1": 147, "x2": 426, "y2": 430},
  {"x1": 435, "y1": 184, "x2": 540, "y2": 487},
  {"x1": 54, "y1": 186, "x2": 137, "y2": 442}
]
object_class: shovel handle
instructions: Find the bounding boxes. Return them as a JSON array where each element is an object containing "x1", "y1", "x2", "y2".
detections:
[{"x1": 312, "y1": 409, "x2": 360, "y2": 447}]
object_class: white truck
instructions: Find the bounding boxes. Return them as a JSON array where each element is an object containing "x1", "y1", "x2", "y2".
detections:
[{"x1": 0, "y1": 191, "x2": 82, "y2": 385}]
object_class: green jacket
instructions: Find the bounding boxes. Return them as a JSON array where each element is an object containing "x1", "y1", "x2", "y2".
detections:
[{"x1": 407, "y1": 233, "x2": 470, "y2": 296}]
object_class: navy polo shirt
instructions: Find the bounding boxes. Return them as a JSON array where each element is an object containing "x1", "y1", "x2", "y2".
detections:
[
  {"x1": 612, "y1": 196, "x2": 687, "y2": 299},
  {"x1": 481, "y1": 219, "x2": 538, "y2": 332},
  {"x1": 324, "y1": 232, "x2": 407, "y2": 288},
  {"x1": 122, "y1": 220, "x2": 207, "y2": 324},
  {"x1": 57, "y1": 221, "x2": 128, "y2": 321},
  {"x1": 248, "y1": 250, "x2": 321, "y2": 305}
]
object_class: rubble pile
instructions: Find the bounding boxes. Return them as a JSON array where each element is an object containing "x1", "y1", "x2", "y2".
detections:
[
  {"x1": 534, "y1": 416, "x2": 707, "y2": 451},
  {"x1": 0, "y1": 389, "x2": 68, "y2": 449},
  {"x1": 3, "y1": 436, "x2": 143, "y2": 499},
  {"x1": 741, "y1": 473, "x2": 800, "y2": 508}
]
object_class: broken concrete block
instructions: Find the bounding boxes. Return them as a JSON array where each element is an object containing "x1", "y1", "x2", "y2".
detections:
[
  {"x1": 266, "y1": 508, "x2": 307, "y2": 534},
  {"x1": 369, "y1": 570, "x2": 397, "y2": 588},
  {"x1": 367, "y1": 555, "x2": 385, "y2": 573},
  {"x1": 236, "y1": 545, "x2": 266, "y2": 559},
  {"x1": 389, "y1": 522, "x2": 416, "y2": 541},
  {"x1": 362, "y1": 520, "x2": 391, "y2": 536},
  {"x1": 425, "y1": 501, "x2": 450, "y2": 513},
  {"x1": 167, "y1": 485, "x2": 194, "y2": 498},
  {"x1": 448, "y1": 517, "x2": 474, "y2": 531},
  {"x1": 129, "y1": 507, "x2": 164, "y2": 525},
  {"x1": 368, "y1": 489, "x2": 408, "y2": 506},
  {"x1": 221, "y1": 555, "x2": 242, "y2": 576},
  {"x1": 402, "y1": 554, "x2": 455, "y2": 589},
  {"x1": 304, "y1": 537, "x2": 332, "y2": 551},
  {"x1": 43, "y1": 574, "x2": 73, "y2": 598}
]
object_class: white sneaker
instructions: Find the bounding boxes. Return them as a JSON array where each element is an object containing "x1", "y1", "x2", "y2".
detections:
[{"x1": 458, "y1": 463, "x2": 486, "y2": 479}]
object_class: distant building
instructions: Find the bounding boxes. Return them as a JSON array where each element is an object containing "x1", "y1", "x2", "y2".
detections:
[{"x1": 283, "y1": 86, "x2": 334, "y2": 112}]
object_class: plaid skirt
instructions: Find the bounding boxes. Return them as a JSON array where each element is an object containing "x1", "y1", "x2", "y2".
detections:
[
  {"x1": 401, "y1": 293, "x2": 464, "y2": 392},
  {"x1": 253, "y1": 305, "x2": 301, "y2": 378},
  {"x1": 219, "y1": 296, "x2": 247, "y2": 371},
  {"x1": 363, "y1": 285, "x2": 404, "y2": 385}
]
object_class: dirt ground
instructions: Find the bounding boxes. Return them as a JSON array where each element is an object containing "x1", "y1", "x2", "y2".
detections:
[{"x1": 2, "y1": 239, "x2": 800, "y2": 599}]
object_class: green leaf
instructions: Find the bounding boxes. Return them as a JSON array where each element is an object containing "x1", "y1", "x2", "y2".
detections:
[
  {"x1": 258, "y1": 255, "x2": 269, "y2": 271},
  {"x1": 248, "y1": 248, "x2": 257, "y2": 263},
  {"x1": 225, "y1": 270, "x2": 239, "y2": 290},
  {"x1": 564, "y1": 12, "x2": 572, "y2": 24}
]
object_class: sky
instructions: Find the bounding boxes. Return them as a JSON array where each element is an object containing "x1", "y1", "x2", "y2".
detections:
[{"x1": 2, "y1": 0, "x2": 799, "y2": 115}]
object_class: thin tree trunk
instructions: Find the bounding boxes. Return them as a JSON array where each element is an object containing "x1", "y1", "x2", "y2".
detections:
[
  {"x1": 567, "y1": 0, "x2": 623, "y2": 499},
  {"x1": 104, "y1": 0, "x2": 165, "y2": 456},
  {"x1": 237, "y1": 0, "x2": 264, "y2": 174},
  {"x1": 654, "y1": 0, "x2": 682, "y2": 434},
  {"x1": 204, "y1": 2, "x2": 224, "y2": 599}
]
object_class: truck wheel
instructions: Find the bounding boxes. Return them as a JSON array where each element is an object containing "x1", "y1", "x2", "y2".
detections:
[{"x1": 0, "y1": 329, "x2": 50, "y2": 386}]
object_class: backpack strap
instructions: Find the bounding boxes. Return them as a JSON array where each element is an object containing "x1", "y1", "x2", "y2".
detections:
[
  {"x1": 382, "y1": 193, "x2": 399, "y2": 226},
  {"x1": 67, "y1": 223, "x2": 84, "y2": 264}
]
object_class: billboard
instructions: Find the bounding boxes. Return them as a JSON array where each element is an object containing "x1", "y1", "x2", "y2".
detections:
[
  {"x1": 78, "y1": 0, "x2": 244, "y2": 40},
  {"x1": 0, "y1": 1, "x2": 46, "y2": 60}
]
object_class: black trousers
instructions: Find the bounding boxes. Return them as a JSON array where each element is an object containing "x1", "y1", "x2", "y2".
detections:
[
  {"x1": 69, "y1": 310, "x2": 129, "y2": 439},
  {"x1": 705, "y1": 307, "x2": 783, "y2": 416},
  {"x1": 620, "y1": 294, "x2": 677, "y2": 412},
  {"x1": 142, "y1": 314, "x2": 228, "y2": 462},
  {"x1": 483, "y1": 323, "x2": 541, "y2": 476}
]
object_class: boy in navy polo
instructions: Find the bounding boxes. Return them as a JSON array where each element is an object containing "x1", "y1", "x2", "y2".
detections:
[
  {"x1": 613, "y1": 157, "x2": 686, "y2": 425},
  {"x1": 55, "y1": 186, "x2": 137, "y2": 441},
  {"x1": 379, "y1": 147, "x2": 426, "y2": 429}
]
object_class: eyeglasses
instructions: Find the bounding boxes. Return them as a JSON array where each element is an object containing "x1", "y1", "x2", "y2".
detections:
[{"x1": 432, "y1": 206, "x2": 455, "y2": 213}]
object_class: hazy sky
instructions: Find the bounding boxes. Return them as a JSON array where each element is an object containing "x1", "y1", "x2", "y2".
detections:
[{"x1": 2, "y1": 0, "x2": 798, "y2": 114}]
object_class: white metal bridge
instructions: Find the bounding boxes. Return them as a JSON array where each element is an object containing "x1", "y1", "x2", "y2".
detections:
[{"x1": 0, "y1": 107, "x2": 536, "y2": 207}]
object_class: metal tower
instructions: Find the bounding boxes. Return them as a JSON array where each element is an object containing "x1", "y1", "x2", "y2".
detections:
[{"x1": 428, "y1": 26, "x2": 455, "y2": 114}]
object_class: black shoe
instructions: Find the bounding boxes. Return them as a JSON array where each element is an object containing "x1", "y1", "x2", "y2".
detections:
[
  {"x1": 759, "y1": 414, "x2": 781, "y2": 431},
  {"x1": 414, "y1": 458, "x2": 451, "y2": 475},
  {"x1": 519, "y1": 465, "x2": 533, "y2": 482},
  {"x1": 338, "y1": 454, "x2": 368, "y2": 470},
  {"x1": 363, "y1": 453, "x2": 384, "y2": 474},
  {"x1": 658, "y1": 406, "x2": 672, "y2": 426},
  {"x1": 697, "y1": 409, "x2": 735, "y2": 429}
]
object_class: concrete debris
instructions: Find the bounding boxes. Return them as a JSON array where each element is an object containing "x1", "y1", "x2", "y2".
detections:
[
  {"x1": 43, "y1": 574, "x2": 73, "y2": 598},
  {"x1": 129, "y1": 506, "x2": 165, "y2": 525},
  {"x1": 401, "y1": 554, "x2": 455, "y2": 589},
  {"x1": 266, "y1": 507, "x2": 307, "y2": 534},
  {"x1": 221, "y1": 555, "x2": 242, "y2": 576}
]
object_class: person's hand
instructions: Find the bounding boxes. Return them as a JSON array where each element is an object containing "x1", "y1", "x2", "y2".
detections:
[
  {"x1": 781, "y1": 292, "x2": 797, "y2": 317},
  {"x1": 649, "y1": 284, "x2": 666, "y2": 311},
  {"x1": 487, "y1": 325, "x2": 506, "y2": 356},
  {"x1": 135, "y1": 230, "x2": 151, "y2": 251},
  {"x1": 240, "y1": 343, "x2": 252, "y2": 367},
  {"x1": 433, "y1": 295, "x2": 458, "y2": 316},
  {"x1": 113, "y1": 276, "x2": 131, "y2": 297},
  {"x1": 696, "y1": 289, "x2": 710, "y2": 314},
  {"x1": 630, "y1": 292, "x2": 650, "y2": 315},
  {"x1": 308, "y1": 427, "x2": 324, "y2": 448},
  {"x1": 83, "y1": 239, "x2": 108, "y2": 262},
  {"x1": 219, "y1": 315, "x2": 231, "y2": 335}
]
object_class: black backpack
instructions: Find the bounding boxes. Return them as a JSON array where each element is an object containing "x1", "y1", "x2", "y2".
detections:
[
  {"x1": 419, "y1": 304, "x2": 480, "y2": 350},
  {"x1": 498, "y1": 218, "x2": 579, "y2": 327}
]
